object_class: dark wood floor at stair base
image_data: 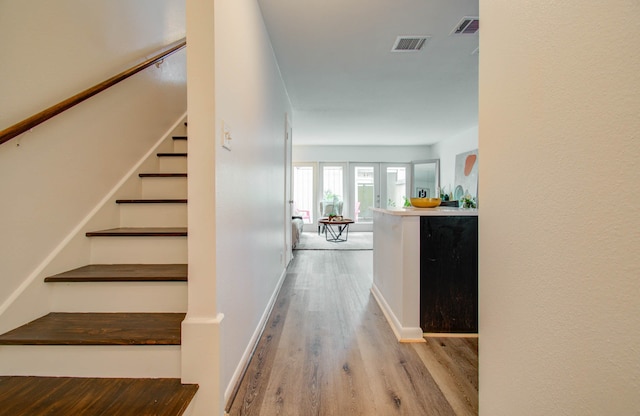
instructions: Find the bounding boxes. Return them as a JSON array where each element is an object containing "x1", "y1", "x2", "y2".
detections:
[
  {"x1": 0, "y1": 377, "x2": 198, "y2": 416},
  {"x1": 0, "y1": 313, "x2": 185, "y2": 345},
  {"x1": 44, "y1": 264, "x2": 188, "y2": 282},
  {"x1": 227, "y1": 250, "x2": 478, "y2": 416}
]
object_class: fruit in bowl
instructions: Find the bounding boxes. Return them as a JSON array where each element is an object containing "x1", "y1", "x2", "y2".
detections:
[{"x1": 409, "y1": 197, "x2": 441, "y2": 208}]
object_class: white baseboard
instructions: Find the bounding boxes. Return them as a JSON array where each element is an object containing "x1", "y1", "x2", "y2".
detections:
[
  {"x1": 223, "y1": 267, "x2": 288, "y2": 406},
  {"x1": 370, "y1": 283, "x2": 425, "y2": 343}
]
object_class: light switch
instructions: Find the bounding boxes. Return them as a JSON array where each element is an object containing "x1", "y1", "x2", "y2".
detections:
[{"x1": 221, "y1": 121, "x2": 232, "y2": 150}]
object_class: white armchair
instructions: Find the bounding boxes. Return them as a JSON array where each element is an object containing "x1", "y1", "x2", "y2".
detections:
[
  {"x1": 318, "y1": 200, "x2": 344, "y2": 234},
  {"x1": 319, "y1": 200, "x2": 343, "y2": 218}
]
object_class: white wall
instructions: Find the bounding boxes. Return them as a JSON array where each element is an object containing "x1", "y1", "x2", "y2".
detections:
[
  {"x1": 0, "y1": 0, "x2": 186, "y2": 322},
  {"x1": 184, "y1": 1, "x2": 292, "y2": 414},
  {"x1": 293, "y1": 144, "x2": 432, "y2": 163},
  {"x1": 479, "y1": 1, "x2": 640, "y2": 415},
  {"x1": 216, "y1": 0, "x2": 292, "y2": 396},
  {"x1": 432, "y1": 126, "x2": 478, "y2": 195}
]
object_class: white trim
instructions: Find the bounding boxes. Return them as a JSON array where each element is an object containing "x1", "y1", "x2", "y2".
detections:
[
  {"x1": 370, "y1": 283, "x2": 425, "y2": 343},
  {"x1": 224, "y1": 266, "x2": 288, "y2": 404},
  {"x1": 0, "y1": 112, "x2": 188, "y2": 317},
  {"x1": 182, "y1": 314, "x2": 225, "y2": 325}
]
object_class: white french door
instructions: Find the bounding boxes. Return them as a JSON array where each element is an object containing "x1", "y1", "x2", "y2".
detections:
[
  {"x1": 348, "y1": 163, "x2": 411, "y2": 231},
  {"x1": 294, "y1": 162, "x2": 412, "y2": 232},
  {"x1": 380, "y1": 163, "x2": 411, "y2": 209},
  {"x1": 292, "y1": 163, "x2": 316, "y2": 226},
  {"x1": 349, "y1": 163, "x2": 379, "y2": 224},
  {"x1": 318, "y1": 162, "x2": 348, "y2": 219}
]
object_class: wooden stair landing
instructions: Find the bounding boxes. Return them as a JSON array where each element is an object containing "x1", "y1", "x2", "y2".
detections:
[
  {"x1": 0, "y1": 376, "x2": 198, "y2": 416},
  {"x1": 0, "y1": 313, "x2": 185, "y2": 345},
  {"x1": 45, "y1": 264, "x2": 188, "y2": 282}
]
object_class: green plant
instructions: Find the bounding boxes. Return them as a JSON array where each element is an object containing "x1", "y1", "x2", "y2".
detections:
[
  {"x1": 460, "y1": 195, "x2": 477, "y2": 208},
  {"x1": 402, "y1": 196, "x2": 411, "y2": 207},
  {"x1": 323, "y1": 190, "x2": 341, "y2": 201}
]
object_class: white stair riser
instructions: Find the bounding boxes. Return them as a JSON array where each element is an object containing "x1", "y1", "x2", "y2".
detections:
[
  {"x1": 50, "y1": 282, "x2": 187, "y2": 312},
  {"x1": 173, "y1": 140, "x2": 188, "y2": 153},
  {"x1": 159, "y1": 157, "x2": 187, "y2": 173},
  {"x1": 120, "y1": 203, "x2": 187, "y2": 227},
  {"x1": 90, "y1": 237, "x2": 187, "y2": 264},
  {"x1": 141, "y1": 177, "x2": 187, "y2": 199},
  {"x1": 0, "y1": 345, "x2": 180, "y2": 378}
]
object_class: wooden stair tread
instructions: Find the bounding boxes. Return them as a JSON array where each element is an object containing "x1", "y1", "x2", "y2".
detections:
[
  {"x1": 45, "y1": 264, "x2": 187, "y2": 282},
  {"x1": 0, "y1": 376, "x2": 197, "y2": 416},
  {"x1": 86, "y1": 227, "x2": 187, "y2": 237},
  {"x1": 0, "y1": 313, "x2": 185, "y2": 345},
  {"x1": 157, "y1": 152, "x2": 187, "y2": 157},
  {"x1": 138, "y1": 173, "x2": 187, "y2": 177},
  {"x1": 116, "y1": 198, "x2": 187, "y2": 204}
]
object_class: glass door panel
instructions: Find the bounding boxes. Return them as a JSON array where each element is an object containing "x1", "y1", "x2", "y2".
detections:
[
  {"x1": 293, "y1": 164, "x2": 315, "y2": 224},
  {"x1": 350, "y1": 164, "x2": 379, "y2": 223},
  {"x1": 319, "y1": 163, "x2": 347, "y2": 219},
  {"x1": 381, "y1": 164, "x2": 411, "y2": 209}
]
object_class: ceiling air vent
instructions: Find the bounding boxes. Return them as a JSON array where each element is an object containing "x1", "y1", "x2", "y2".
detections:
[
  {"x1": 392, "y1": 36, "x2": 430, "y2": 52},
  {"x1": 452, "y1": 17, "x2": 479, "y2": 35}
]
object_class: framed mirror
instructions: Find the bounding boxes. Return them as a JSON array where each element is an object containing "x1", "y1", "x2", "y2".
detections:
[{"x1": 411, "y1": 159, "x2": 440, "y2": 198}]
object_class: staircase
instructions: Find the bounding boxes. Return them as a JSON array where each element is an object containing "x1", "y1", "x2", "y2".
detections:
[{"x1": 0, "y1": 122, "x2": 198, "y2": 415}]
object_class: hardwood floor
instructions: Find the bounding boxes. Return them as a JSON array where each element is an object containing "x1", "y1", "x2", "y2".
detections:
[
  {"x1": 227, "y1": 250, "x2": 478, "y2": 416},
  {"x1": 0, "y1": 377, "x2": 197, "y2": 416}
]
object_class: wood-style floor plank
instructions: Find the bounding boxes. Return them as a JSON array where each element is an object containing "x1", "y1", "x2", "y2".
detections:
[
  {"x1": 412, "y1": 337, "x2": 479, "y2": 416},
  {"x1": 0, "y1": 377, "x2": 197, "y2": 416},
  {"x1": 227, "y1": 249, "x2": 478, "y2": 415},
  {"x1": 0, "y1": 313, "x2": 185, "y2": 345}
]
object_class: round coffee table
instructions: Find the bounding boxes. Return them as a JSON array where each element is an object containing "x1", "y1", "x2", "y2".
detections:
[{"x1": 318, "y1": 218, "x2": 354, "y2": 242}]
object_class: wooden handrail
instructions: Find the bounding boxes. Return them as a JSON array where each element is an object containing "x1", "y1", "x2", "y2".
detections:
[{"x1": 0, "y1": 38, "x2": 186, "y2": 146}]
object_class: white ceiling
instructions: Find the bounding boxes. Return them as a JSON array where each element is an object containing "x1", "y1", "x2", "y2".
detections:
[{"x1": 257, "y1": 0, "x2": 479, "y2": 146}]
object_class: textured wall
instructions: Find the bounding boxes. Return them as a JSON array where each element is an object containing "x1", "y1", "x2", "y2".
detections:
[{"x1": 479, "y1": 1, "x2": 640, "y2": 414}]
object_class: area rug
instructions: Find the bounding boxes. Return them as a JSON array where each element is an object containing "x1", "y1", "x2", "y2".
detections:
[{"x1": 295, "y1": 231, "x2": 373, "y2": 250}]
